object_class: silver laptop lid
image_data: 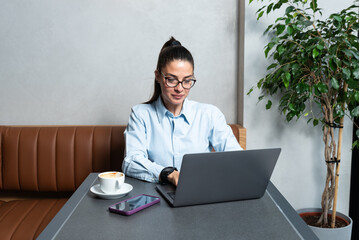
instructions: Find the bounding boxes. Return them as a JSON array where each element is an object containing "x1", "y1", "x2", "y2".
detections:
[{"x1": 173, "y1": 148, "x2": 281, "y2": 207}]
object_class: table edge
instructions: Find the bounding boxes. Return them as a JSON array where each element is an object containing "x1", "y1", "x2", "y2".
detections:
[
  {"x1": 37, "y1": 173, "x2": 98, "y2": 240},
  {"x1": 267, "y1": 182, "x2": 319, "y2": 240}
]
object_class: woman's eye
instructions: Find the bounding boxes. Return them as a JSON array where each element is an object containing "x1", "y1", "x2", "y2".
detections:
[{"x1": 166, "y1": 78, "x2": 177, "y2": 83}]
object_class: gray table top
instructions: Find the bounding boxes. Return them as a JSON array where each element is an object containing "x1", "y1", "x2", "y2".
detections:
[{"x1": 38, "y1": 173, "x2": 318, "y2": 240}]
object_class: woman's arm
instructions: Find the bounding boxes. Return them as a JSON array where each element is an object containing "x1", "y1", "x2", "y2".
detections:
[{"x1": 122, "y1": 109, "x2": 165, "y2": 183}]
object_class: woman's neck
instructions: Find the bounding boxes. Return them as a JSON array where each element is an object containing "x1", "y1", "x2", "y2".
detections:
[{"x1": 161, "y1": 96, "x2": 183, "y2": 117}]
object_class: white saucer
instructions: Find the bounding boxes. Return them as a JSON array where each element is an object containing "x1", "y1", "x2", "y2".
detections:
[{"x1": 90, "y1": 183, "x2": 133, "y2": 200}]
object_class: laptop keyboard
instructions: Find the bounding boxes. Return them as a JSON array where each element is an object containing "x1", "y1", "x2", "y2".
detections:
[{"x1": 167, "y1": 191, "x2": 176, "y2": 200}]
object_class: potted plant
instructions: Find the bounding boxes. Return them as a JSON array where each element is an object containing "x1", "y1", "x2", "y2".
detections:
[{"x1": 248, "y1": 0, "x2": 359, "y2": 238}]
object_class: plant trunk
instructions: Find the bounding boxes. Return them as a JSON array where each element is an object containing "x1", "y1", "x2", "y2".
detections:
[
  {"x1": 317, "y1": 101, "x2": 336, "y2": 227},
  {"x1": 317, "y1": 83, "x2": 348, "y2": 227}
]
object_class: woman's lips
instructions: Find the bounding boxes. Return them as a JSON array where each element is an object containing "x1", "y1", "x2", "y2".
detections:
[{"x1": 172, "y1": 94, "x2": 184, "y2": 100}]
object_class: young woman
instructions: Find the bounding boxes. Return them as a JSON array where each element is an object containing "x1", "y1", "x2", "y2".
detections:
[{"x1": 122, "y1": 37, "x2": 242, "y2": 186}]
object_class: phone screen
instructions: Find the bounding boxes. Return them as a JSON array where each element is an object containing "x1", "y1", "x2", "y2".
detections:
[{"x1": 110, "y1": 195, "x2": 159, "y2": 212}]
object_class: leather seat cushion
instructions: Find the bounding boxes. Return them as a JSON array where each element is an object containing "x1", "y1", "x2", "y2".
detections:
[{"x1": 0, "y1": 198, "x2": 67, "y2": 240}]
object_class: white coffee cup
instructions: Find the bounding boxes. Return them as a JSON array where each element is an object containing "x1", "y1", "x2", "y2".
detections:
[{"x1": 98, "y1": 171, "x2": 125, "y2": 194}]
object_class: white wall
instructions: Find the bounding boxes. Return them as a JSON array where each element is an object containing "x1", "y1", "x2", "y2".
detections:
[
  {"x1": 244, "y1": 0, "x2": 355, "y2": 214},
  {"x1": 0, "y1": 0, "x2": 238, "y2": 125}
]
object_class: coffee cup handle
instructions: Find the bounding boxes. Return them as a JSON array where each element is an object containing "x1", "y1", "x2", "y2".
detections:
[{"x1": 116, "y1": 179, "x2": 121, "y2": 190}]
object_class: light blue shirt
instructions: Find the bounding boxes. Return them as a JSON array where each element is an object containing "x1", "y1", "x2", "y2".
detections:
[{"x1": 122, "y1": 96, "x2": 242, "y2": 182}]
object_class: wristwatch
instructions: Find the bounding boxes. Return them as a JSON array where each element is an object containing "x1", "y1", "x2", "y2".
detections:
[{"x1": 160, "y1": 167, "x2": 178, "y2": 184}]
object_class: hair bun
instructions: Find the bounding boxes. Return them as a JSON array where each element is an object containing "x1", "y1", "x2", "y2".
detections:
[{"x1": 170, "y1": 40, "x2": 181, "y2": 47}]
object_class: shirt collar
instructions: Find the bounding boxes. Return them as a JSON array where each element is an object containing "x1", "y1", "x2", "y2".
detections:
[{"x1": 154, "y1": 96, "x2": 193, "y2": 125}]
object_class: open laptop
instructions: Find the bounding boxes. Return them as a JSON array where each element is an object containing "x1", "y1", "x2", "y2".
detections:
[{"x1": 156, "y1": 148, "x2": 281, "y2": 207}]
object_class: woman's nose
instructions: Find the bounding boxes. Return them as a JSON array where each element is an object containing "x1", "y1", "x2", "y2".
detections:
[{"x1": 174, "y1": 82, "x2": 184, "y2": 92}]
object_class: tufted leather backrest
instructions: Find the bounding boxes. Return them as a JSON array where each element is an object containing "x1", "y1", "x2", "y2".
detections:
[
  {"x1": 0, "y1": 126, "x2": 125, "y2": 192},
  {"x1": 0, "y1": 124, "x2": 245, "y2": 193}
]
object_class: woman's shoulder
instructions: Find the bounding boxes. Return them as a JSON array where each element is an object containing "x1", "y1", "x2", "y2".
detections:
[
  {"x1": 187, "y1": 99, "x2": 222, "y2": 115},
  {"x1": 130, "y1": 102, "x2": 157, "y2": 119},
  {"x1": 132, "y1": 102, "x2": 154, "y2": 111}
]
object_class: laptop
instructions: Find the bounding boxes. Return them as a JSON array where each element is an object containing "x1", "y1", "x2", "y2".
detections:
[{"x1": 156, "y1": 148, "x2": 281, "y2": 207}]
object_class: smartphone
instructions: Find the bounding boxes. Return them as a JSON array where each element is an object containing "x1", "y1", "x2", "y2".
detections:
[{"x1": 109, "y1": 194, "x2": 160, "y2": 216}]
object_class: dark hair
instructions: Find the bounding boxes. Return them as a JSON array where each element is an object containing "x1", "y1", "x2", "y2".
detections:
[{"x1": 145, "y1": 37, "x2": 194, "y2": 104}]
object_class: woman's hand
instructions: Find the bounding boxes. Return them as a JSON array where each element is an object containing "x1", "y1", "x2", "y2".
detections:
[{"x1": 167, "y1": 170, "x2": 180, "y2": 186}]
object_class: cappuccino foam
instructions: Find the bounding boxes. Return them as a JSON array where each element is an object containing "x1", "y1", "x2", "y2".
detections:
[{"x1": 100, "y1": 172, "x2": 121, "y2": 179}]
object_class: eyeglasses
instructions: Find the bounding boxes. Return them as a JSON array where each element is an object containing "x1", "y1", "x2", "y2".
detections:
[{"x1": 161, "y1": 72, "x2": 196, "y2": 89}]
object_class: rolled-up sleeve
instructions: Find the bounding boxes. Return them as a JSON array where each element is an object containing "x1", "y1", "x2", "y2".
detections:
[{"x1": 122, "y1": 109, "x2": 164, "y2": 183}]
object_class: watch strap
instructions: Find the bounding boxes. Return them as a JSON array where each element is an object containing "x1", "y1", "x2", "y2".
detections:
[{"x1": 160, "y1": 167, "x2": 177, "y2": 184}]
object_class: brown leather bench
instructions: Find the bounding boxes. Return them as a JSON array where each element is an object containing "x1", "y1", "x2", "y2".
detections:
[{"x1": 0, "y1": 125, "x2": 246, "y2": 239}]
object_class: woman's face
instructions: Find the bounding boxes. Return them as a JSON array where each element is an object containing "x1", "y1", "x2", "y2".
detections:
[{"x1": 156, "y1": 60, "x2": 194, "y2": 111}]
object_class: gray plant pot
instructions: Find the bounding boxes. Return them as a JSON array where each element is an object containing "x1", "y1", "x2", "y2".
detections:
[{"x1": 297, "y1": 208, "x2": 353, "y2": 240}]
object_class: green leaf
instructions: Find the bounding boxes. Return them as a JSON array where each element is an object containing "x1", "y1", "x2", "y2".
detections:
[
  {"x1": 316, "y1": 82, "x2": 328, "y2": 93},
  {"x1": 249, "y1": 0, "x2": 254, "y2": 4},
  {"x1": 267, "y1": 63, "x2": 278, "y2": 70},
  {"x1": 247, "y1": 87, "x2": 254, "y2": 95},
  {"x1": 329, "y1": 58, "x2": 337, "y2": 71},
  {"x1": 310, "y1": 0, "x2": 318, "y2": 11},
  {"x1": 285, "y1": 72, "x2": 291, "y2": 80},
  {"x1": 286, "y1": 112, "x2": 296, "y2": 121},
  {"x1": 303, "y1": 20, "x2": 313, "y2": 26},
  {"x1": 282, "y1": 72, "x2": 291, "y2": 88},
  {"x1": 287, "y1": 25, "x2": 294, "y2": 35},
  {"x1": 356, "y1": 129, "x2": 359, "y2": 138},
  {"x1": 343, "y1": 68, "x2": 351, "y2": 80},
  {"x1": 292, "y1": 63, "x2": 300, "y2": 74},
  {"x1": 273, "y1": 2, "x2": 283, "y2": 11},
  {"x1": 263, "y1": 24, "x2": 273, "y2": 35},
  {"x1": 333, "y1": 19, "x2": 341, "y2": 28},
  {"x1": 353, "y1": 140, "x2": 359, "y2": 149},
  {"x1": 266, "y1": 100, "x2": 272, "y2": 109},
  {"x1": 278, "y1": 46, "x2": 285, "y2": 55},
  {"x1": 265, "y1": 42, "x2": 276, "y2": 58},
  {"x1": 296, "y1": 82, "x2": 308, "y2": 94},
  {"x1": 351, "y1": 51, "x2": 359, "y2": 60},
  {"x1": 289, "y1": 103, "x2": 296, "y2": 111},
  {"x1": 316, "y1": 44, "x2": 324, "y2": 50},
  {"x1": 275, "y1": 17, "x2": 286, "y2": 23},
  {"x1": 332, "y1": 15, "x2": 343, "y2": 22},
  {"x1": 331, "y1": 78, "x2": 339, "y2": 90},
  {"x1": 304, "y1": 112, "x2": 309, "y2": 117},
  {"x1": 352, "y1": 106, "x2": 359, "y2": 117},
  {"x1": 348, "y1": 80, "x2": 358, "y2": 89},
  {"x1": 257, "y1": 11, "x2": 264, "y2": 20},
  {"x1": 257, "y1": 78, "x2": 264, "y2": 88},
  {"x1": 312, "y1": 48, "x2": 319, "y2": 58},
  {"x1": 353, "y1": 68, "x2": 359, "y2": 79},
  {"x1": 355, "y1": 92, "x2": 359, "y2": 102},
  {"x1": 342, "y1": 49, "x2": 353, "y2": 58},
  {"x1": 313, "y1": 119, "x2": 319, "y2": 126},
  {"x1": 285, "y1": 6, "x2": 295, "y2": 15},
  {"x1": 267, "y1": 3, "x2": 274, "y2": 14},
  {"x1": 256, "y1": 5, "x2": 266, "y2": 14},
  {"x1": 276, "y1": 24, "x2": 286, "y2": 35}
]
